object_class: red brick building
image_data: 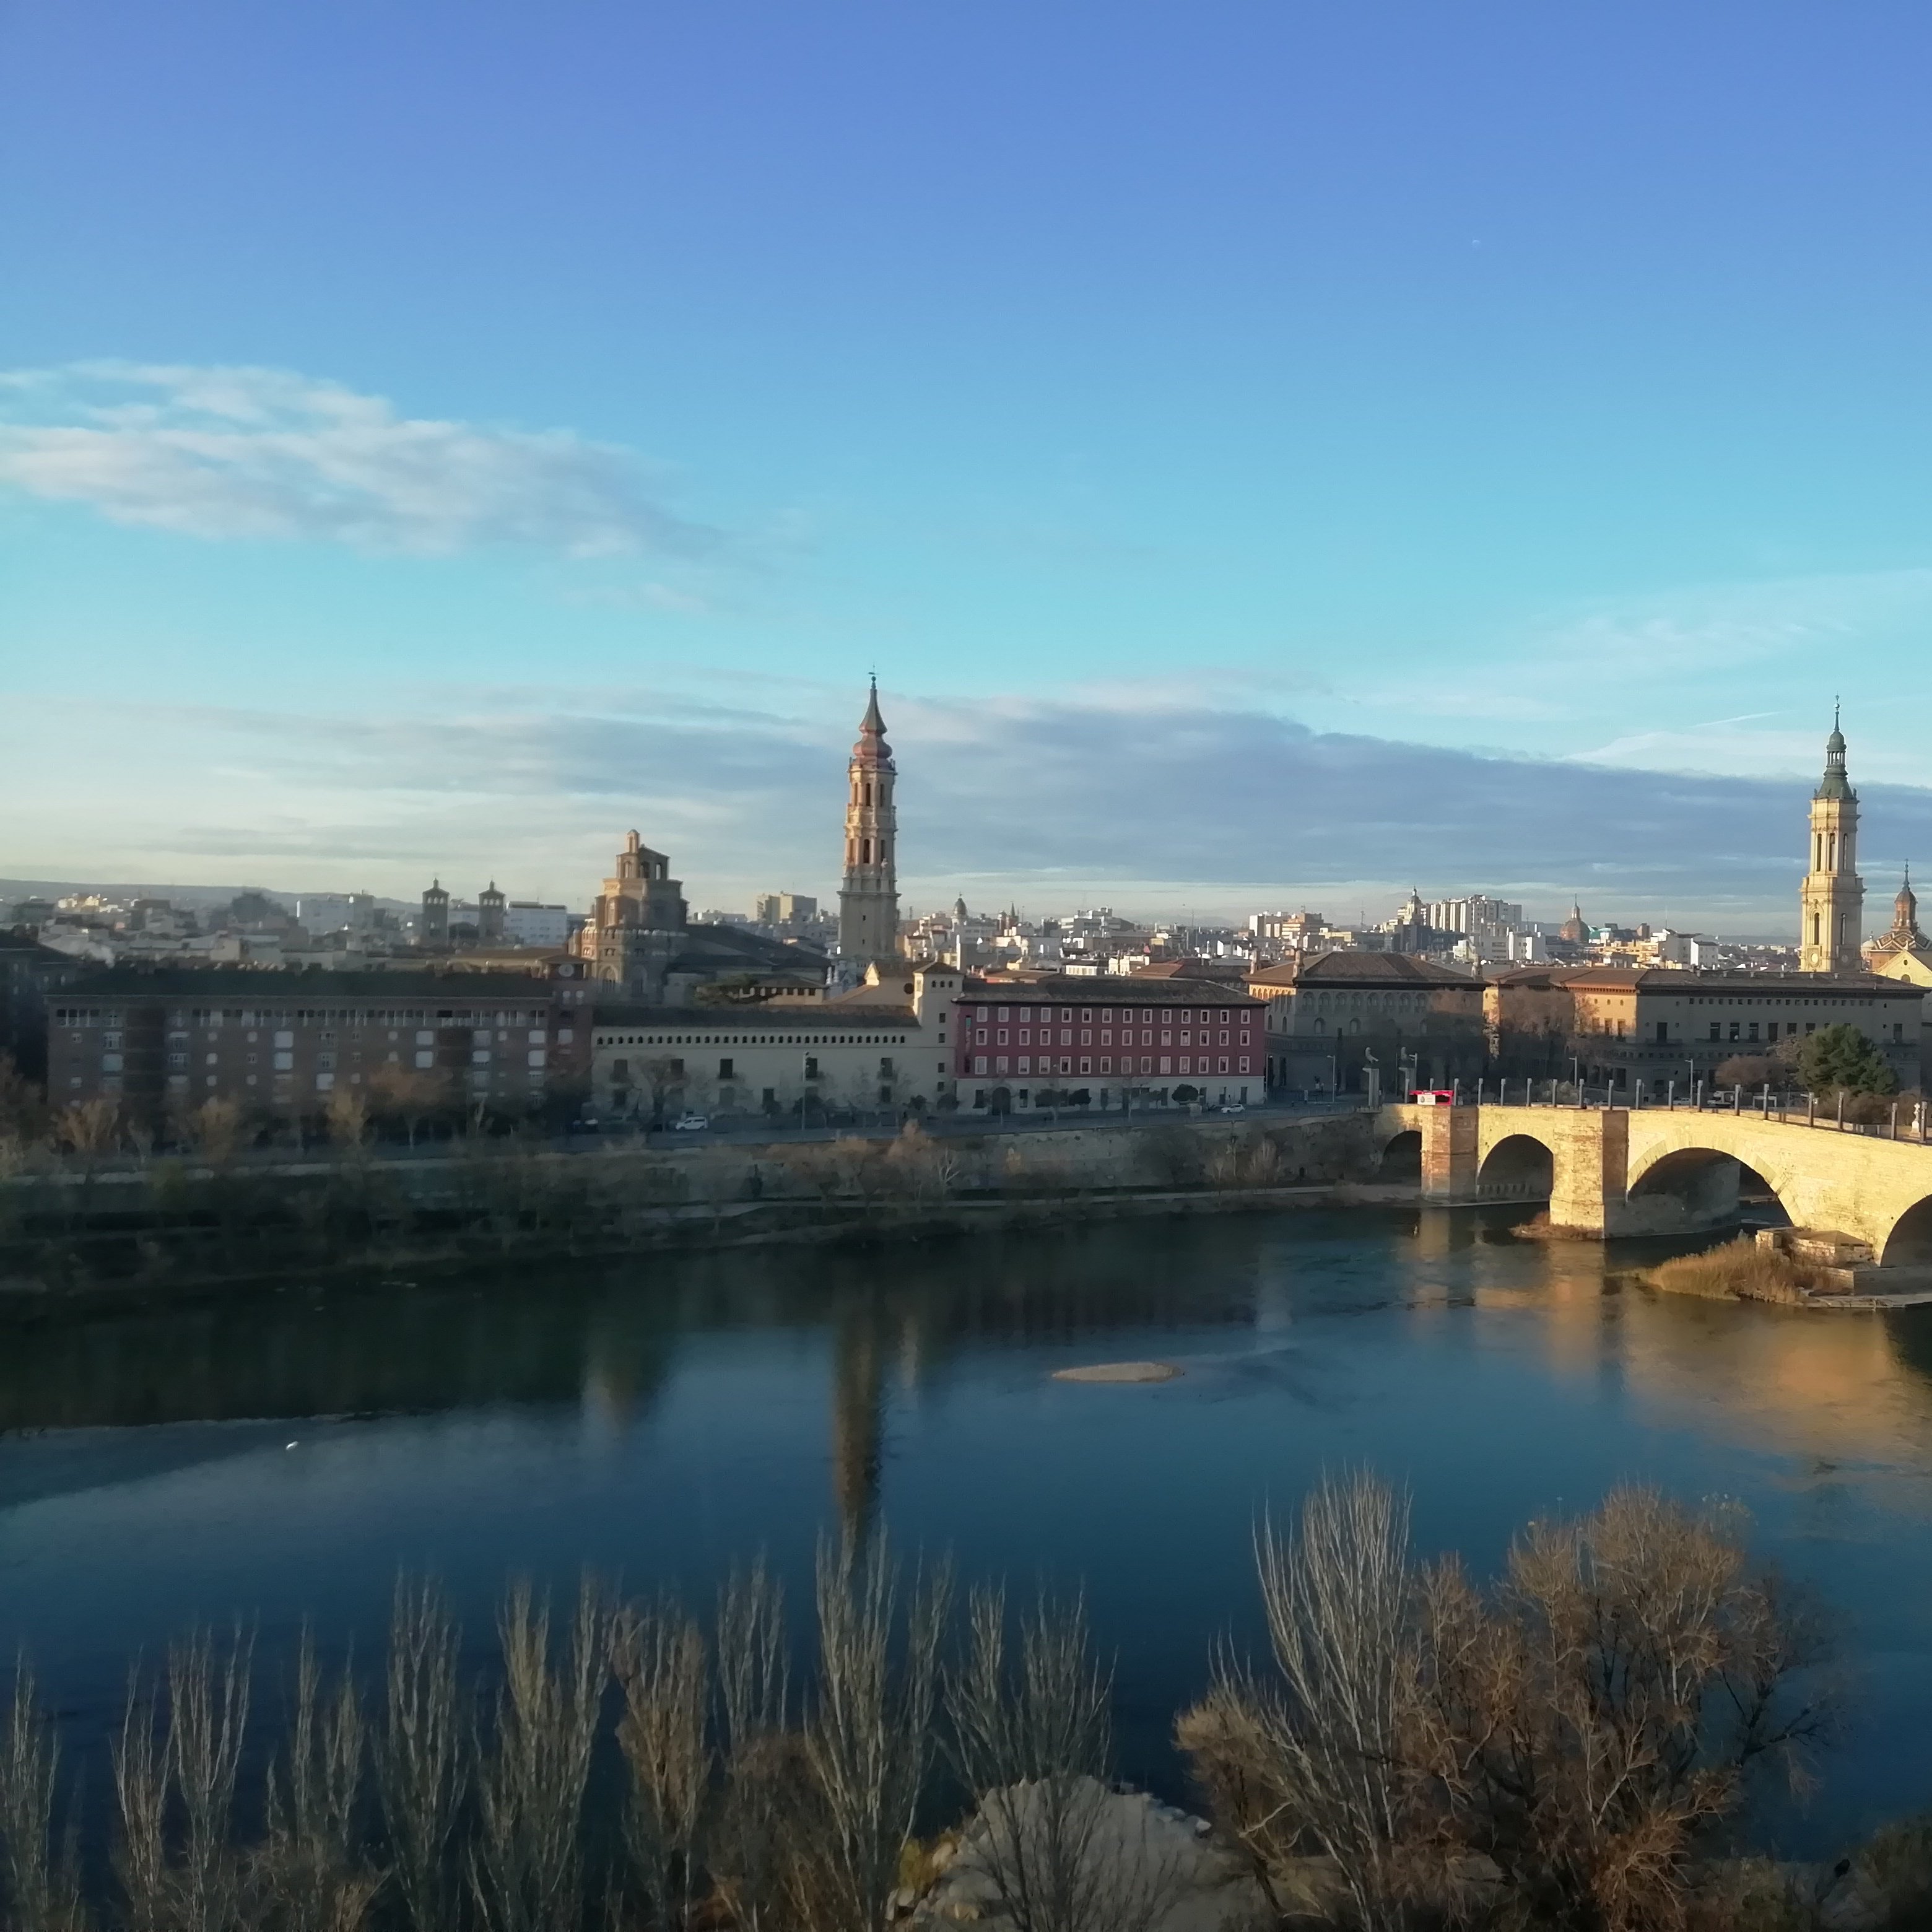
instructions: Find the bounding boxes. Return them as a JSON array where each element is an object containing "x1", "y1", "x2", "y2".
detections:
[{"x1": 952, "y1": 975, "x2": 1263, "y2": 1112}]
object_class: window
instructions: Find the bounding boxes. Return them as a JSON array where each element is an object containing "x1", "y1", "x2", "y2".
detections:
[
  {"x1": 718, "y1": 1057, "x2": 735, "y2": 1078},
  {"x1": 1708, "y1": 1023, "x2": 1720, "y2": 1042},
  {"x1": 414, "y1": 1050, "x2": 433, "y2": 1069},
  {"x1": 1728, "y1": 1022, "x2": 1740, "y2": 1042},
  {"x1": 276, "y1": 1030, "x2": 294, "y2": 1048},
  {"x1": 804, "y1": 1056, "x2": 820, "y2": 1079}
]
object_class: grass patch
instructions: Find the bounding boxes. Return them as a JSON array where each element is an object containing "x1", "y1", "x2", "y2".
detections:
[{"x1": 1641, "y1": 1237, "x2": 1823, "y2": 1304}]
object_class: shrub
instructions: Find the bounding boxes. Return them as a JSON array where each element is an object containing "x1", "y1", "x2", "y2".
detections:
[{"x1": 1796, "y1": 1023, "x2": 1898, "y2": 1102}]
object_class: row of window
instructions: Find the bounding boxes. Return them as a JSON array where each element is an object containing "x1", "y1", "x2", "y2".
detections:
[
  {"x1": 54, "y1": 1005, "x2": 551, "y2": 1028},
  {"x1": 972, "y1": 1026, "x2": 1239, "y2": 1050},
  {"x1": 973, "y1": 1055, "x2": 1250, "y2": 1077},
  {"x1": 968, "y1": 1006, "x2": 1247, "y2": 1024},
  {"x1": 601, "y1": 1033, "x2": 907, "y2": 1047}
]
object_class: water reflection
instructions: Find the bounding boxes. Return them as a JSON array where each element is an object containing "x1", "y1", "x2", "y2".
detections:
[{"x1": 6, "y1": 1211, "x2": 1932, "y2": 1852}]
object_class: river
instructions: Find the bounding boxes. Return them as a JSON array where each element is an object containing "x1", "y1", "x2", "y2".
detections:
[{"x1": 4, "y1": 1205, "x2": 1932, "y2": 1856}]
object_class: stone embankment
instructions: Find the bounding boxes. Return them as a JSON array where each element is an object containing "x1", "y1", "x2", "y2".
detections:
[{"x1": 0, "y1": 1112, "x2": 1390, "y2": 1310}]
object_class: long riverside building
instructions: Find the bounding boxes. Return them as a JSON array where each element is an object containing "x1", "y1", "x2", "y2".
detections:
[{"x1": 48, "y1": 965, "x2": 596, "y2": 1126}]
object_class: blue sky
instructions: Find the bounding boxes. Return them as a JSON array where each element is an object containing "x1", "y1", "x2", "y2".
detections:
[{"x1": 5, "y1": 2, "x2": 1932, "y2": 931}]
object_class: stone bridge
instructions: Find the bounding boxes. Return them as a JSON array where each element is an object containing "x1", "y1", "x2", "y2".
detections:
[{"x1": 1377, "y1": 1103, "x2": 1932, "y2": 1266}]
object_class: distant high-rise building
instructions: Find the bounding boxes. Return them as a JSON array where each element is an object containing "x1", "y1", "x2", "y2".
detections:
[
  {"x1": 1425, "y1": 894, "x2": 1523, "y2": 957},
  {"x1": 503, "y1": 902, "x2": 571, "y2": 948},
  {"x1": 838, "y1": 680, "x2": 900, "y2": 969},
  {"x1": 1800, "y1": 710, "x2": 1865, "y2": 974}
]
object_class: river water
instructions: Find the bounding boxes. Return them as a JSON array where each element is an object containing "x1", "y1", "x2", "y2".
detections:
[{"x1": 5, "y1": 1206, "x2": 1932, "y2": 1855}]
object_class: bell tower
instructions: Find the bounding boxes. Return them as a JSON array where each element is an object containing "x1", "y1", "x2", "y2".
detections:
[
  {"x1": 838, "y1": 679, "x2": 900, "y2": 970},
  {"x1": 1799, "y1": 708, "x2": 1864, "y2": 975}
]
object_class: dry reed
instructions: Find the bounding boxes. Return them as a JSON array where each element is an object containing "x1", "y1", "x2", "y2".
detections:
[{"x1": 1645, "y1": 1237, "x2": 1822, "y2": 1303}]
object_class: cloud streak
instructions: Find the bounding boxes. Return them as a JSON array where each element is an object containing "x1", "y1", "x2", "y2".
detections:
[
  {"x1": 0, "y1": 362, "x2": 712, "y2": 555},
  {"x1": 11, "y1": 686, "x2": 1932, "y2": 931}
]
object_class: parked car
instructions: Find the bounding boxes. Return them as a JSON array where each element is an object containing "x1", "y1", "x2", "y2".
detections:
[{"x1": 671, "y1": 1113, "x2": 710, "y2": 1133}]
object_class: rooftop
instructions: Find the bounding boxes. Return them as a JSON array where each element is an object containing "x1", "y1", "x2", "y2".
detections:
[
  {"x1": 594, "y1": 1004, "x2": 919, "y2": 1032},
  {"x1": 959, "y1": 974, "x2": 1256, "y2": 1006},
  {"x1": 1492, "y1": 964, "x2": 1925, "y2": 998},
  {"x1": 54, "y1": 966, "x2": 572, "y2": 1000},
  {"x1": 1248, "y1": 951, "x2": 1480, "y2": 989}
]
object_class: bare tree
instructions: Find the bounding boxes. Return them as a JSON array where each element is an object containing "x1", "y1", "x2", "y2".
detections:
[
  {"x1": 186, "y1": 1097, "x2": 248, "y2": 1168},
  {"x1": 166, "y1": 1628, "x2": 255, "y2": 1932},
  {"x1": 377, "y1": 1578, "x2": 467, "y2": 1932},
  {"x1": 56, "y1": 1097, "x2": 121, "y2": 1221},
  {"x1": 799, "y1": 1534, "x2": 951, "y2": 1932},
  {"x1": 468, "y1": 1579, "x2": 609, "y2": 1932},
  {"x1": 1181, "y1": 1477, "x2": 1834, "y2": 1932},
  {"x1": 948, "y1": 1586, "x2": 1183, "y2": 1932},
  {"x1": 113, "y1": 1666, "x2": 168, "y2": 1932},
  {"x1": 262, "y1": 1630, "x2": 377, "y2": 1932},
  {"x1": 323, "y1": 1089, "x2": 370, "y2": 1153},
  {"x1": 1190, "y1": 1471, "x2": 1417, "y2": 1932},
  {"x1": 1410, "y1": 1486, "x2": 1833, "y2": 1932},
  {"x1": 610, "y1": 1597, "x2": 710, "y2": 1930},
  {"x1": 710, "y1": 1563, "x2": 792, "y2": 1932},
  {"x1": 0, "y1": 1661, "x2": 84, "y2": 1932},
  {"x1": 367, "y1": 1066, "x2": 450, "y2": 1151}
]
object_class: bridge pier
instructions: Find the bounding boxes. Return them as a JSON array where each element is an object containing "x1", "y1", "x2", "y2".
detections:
[{"x1": 1416, "y1": 1104, "x2": 1480, "y2": 1204}]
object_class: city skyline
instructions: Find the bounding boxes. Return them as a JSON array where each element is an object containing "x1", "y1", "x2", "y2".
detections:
[{"x1": 7, "y1": 5, "x2": 1932, "y2": 921}]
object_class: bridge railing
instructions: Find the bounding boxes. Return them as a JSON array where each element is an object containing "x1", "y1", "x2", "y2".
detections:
[{"x1": 1447, "y1": 1079, "x2": 1932, "y2": 1144}]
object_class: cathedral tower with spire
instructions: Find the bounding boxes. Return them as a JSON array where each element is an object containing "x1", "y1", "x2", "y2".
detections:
[
  {"x1": 1799, "y1": 709, "x2": 1865, "y2": 975},
  {"x1": 838, "y1": 680, "x2": 901, "y2": 970}
]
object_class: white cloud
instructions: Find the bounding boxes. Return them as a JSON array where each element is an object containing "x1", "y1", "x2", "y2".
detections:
[{"x1": 0, "y1": 361, "x2": 711, "y2": 555}]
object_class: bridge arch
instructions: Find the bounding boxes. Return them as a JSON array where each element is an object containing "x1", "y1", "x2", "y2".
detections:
[
  {"x1": 1882, "y1": 1194, "x2": 1932, "y2": 1267},
  {"x1": 1625, "y1": 1142, "x2": 1792, "y2": 1235},
  {"x1": 1477, "y1": 1132, "x2": 1554, "y2": 1202},
  {"x1": 1378, "y1": 1128, "x2": 1421, "y2": 1181}
]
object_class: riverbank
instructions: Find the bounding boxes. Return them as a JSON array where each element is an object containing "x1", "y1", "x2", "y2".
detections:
[{"x1": 0, "y1": 1112, "x2": 1396, "y2": 1315}]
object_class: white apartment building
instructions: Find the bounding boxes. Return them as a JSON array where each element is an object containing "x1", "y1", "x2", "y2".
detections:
[{"x1": 503, "y1": 902, "x2": 572, "y2": 947}]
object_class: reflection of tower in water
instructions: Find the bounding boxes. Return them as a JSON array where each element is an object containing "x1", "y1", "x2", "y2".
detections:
[{"x1": 830, "y1": 1307, "x2": 888, "y2": 1542}]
